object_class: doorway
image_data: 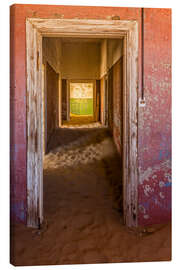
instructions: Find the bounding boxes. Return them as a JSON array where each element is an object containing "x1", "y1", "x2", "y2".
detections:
[
  {"x1": 66, "y1": 80, "x2": 96, "y2": 125},
  {"x1": 69, "y1": 82, "x2": 94, "y2": 116},
  {"x1": 26, "y1": 18, "x2": 138, "y2": 228}
]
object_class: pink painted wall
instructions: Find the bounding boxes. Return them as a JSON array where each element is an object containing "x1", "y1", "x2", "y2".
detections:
[
  {"x1": 10, "y1": 4, "x2": 171, "y2": 226},
  {"x1": 138, "y1": 8, "x2": 171, "y2": 226}
]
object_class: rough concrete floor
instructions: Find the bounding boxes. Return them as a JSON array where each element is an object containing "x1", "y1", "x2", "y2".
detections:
[{"x1": 11, "y1": 122, "x2": 171, "y2": 266}]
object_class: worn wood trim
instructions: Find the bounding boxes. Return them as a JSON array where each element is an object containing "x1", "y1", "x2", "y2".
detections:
[
  {"x1": 26, "y1": 21, "x2": 43, "y2": 227},
  {"x1": 37, "y1": 30, "x2": 43, "y2": 225},
  {"x1": 42, "y1": 63, "x2": 48, "y2": 156},
  {"x1": 26, "y1": 18, "x2": 138, "y2": 228},
  {"x1": 28, "y1": 19, "x2": 136, "y2": 37},
  {"x1": 42, "y1": 63, "x2": 45, "y2": 155},
  {"x1": 123, "y1": 29, "x2": 138, "y2": 227}
]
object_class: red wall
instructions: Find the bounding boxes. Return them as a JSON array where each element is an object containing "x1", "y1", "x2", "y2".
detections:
[
  {"x1": 10, "y1": 4, "x2": 171, "y2": 226},
  {"x1": 138, "y1": 8, "x2": 171, "y2": 225}
]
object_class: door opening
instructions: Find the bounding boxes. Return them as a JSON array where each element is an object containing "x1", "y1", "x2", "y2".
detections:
[
  {"x1": 26, "y1": 18, "x2": 138, "y2": 228},
  {"x1": 64, "y1": 80, "x2": 96, "y2": 126},
  {"x1": 70, "y1": 82, "x2": 94, "y2": 116}
]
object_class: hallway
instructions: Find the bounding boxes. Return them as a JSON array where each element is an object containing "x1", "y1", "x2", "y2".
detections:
[
  {"x1": 11, "y1": 125, "x2": 171, "y2": 266},
  {"x1": 44, "y1": 123, "x2": 123, "y2": 219}
]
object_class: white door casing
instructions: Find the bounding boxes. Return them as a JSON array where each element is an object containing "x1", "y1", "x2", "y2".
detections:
[{"x1": 26, "y1": 18, "x2": 138, "y2": 228}]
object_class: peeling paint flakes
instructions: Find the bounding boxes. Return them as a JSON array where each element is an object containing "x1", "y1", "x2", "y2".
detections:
[
  {"x1": 139, "y1": 205, "x2": 146, "y2": 214},
  {"x1": 139, "y1": 159, "x2": 171, "y2": 184},
  {"x1": 165, "y1": 173, "x2": 171, "y2": 182},
  {"x1": 144, "y1": 185, "x2": 154, "y2": 197},
  {"x1": 159, "y1": 192, "x2": 165, "y2": 199},
  {"x1": 159, "y1": 181, "x2": 165, "y2": 188},
  {"x1": 139, "y1": 167, "x2": 153, "y2": 184}
]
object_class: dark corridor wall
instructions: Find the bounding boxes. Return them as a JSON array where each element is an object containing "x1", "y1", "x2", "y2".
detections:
[
  {"x1": 107, "y1": 58, "x2": 123, "y2": 156},
  {"x1": 62, "y1": 79, "x2": 67, "y2": 121},
  {"x1": 108, "y1": 68, "x2": 113, "y2": 132},
  {"x1": 46, "y1": 63, "x2": 59, "y2": 149},
  {"x1": 112, "y1": 58, "x2": 123, "y2": 156},
  {"x1": 10, "y1": 5, "x2": 171, "y2": 227},
  {"x1": 96, "y1": 80, "x2": 101, "y2": 122}
]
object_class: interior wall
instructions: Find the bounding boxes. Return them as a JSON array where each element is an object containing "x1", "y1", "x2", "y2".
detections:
[
  {"x1": 106, "y1": 56, "x2": 123, "y2": 157},
  {"x1": 113, "y1": 58, "x2": 123, "y2": 155},
  {"x1": 107, "y1": 39, "x2": 123, "y2": 70},
  {"x1": 61, "y1": 79, "x2": 67, "y2": 121},
  {"x1": 96, "y1": 80, "x2": 101, "y2": 121},
  {"x1": 100, "y1": 40, "x2": 107, "y2": 78},
  {"x1": 46, "y1": 62, "x2": 59, "y2": 149},
  {"x1": 42, "y1": 37, "x2": 62, "y2": 151},
  {"x1": 100, "y1": 39, "x2": 123, "y2": 128},
  {"x1": 61, "y1": 42, "x2": 100, "y2": 79},
  {"x1": 100, "y1": 78, "x2": 105, "y2": 125},
  {"x1": 43, "y1": 37, "x2": 62, "y2": 74},
  {"x1": 107, "y1": 68, "x2": 113, "y2": 132}
]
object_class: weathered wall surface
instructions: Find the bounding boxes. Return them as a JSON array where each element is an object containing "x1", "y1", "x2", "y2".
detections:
[
  {"x1": 107, "y1": 39, "x2": 123, "y2": 71},
  {"x1": 100, "y1": 40, "x2": 107, "y2": 78},
  {"x1": 96, "y1": 80, "x2": 101, "y2": 121},
  {"x1": 107, "y1": 40, "x2": 123, "y2": 140},
  {"x1": 138, "y1": 8, "x2": 171, "y2": 226},
  {"x1": 46, "y1": 63, "x2": 59, "y2": 150},
  {"x1": 113, "y1": 58, "x2": 123, "y2": 156},
  {"x1": 61, "y1": 42, "x2": 100, "y2": 79},
  {"x1": 108, "y1": 68, "x2": 114, "y2": 132},
  {"x1": 100, "y1": 78, "x2": 105, "y2": 125},
  {"x1": 10, "y1": 4, "x2": 171, "y2": 226},
  {"x1": 43, "y1": 37, "x2": 62, "y2": 74},
  {"x1": 61, "y1": 79, "x2": 67, "y2": 121}
]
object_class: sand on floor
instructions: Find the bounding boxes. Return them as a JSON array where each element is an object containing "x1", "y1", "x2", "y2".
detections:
[{"x1": 10, "y1": 123, "x2": 171, "y2": 266}]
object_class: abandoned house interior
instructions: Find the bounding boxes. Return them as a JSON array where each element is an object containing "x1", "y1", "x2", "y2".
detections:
[
  {"x1": 42, "y1": 36, "x2": 125, "y2": 225},
  {"x1": 10, "y1": 4, "x2": 171, "y2": 265}
]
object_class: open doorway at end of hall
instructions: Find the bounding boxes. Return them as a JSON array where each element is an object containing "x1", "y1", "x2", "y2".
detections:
[
  {"x1": 42, "y1": 36, "x2": 125, "y2": 225},
  {"x1": 62, "y1": 80, "x2": 99, "y2": 126},
  {"x1": 42, "y1": 37, "x2": 124, "y2": 152}
]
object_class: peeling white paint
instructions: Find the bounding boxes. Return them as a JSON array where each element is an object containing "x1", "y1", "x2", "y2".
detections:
[
  {"x1": 144, "y1": 185, "x2": 154, "y2": 197},
  {"x1": 159, "y1": 181, "x2": 165, "y2": 188},
  {"x1": 139, "y1": 159, "x2": 171, "y2": 184}
]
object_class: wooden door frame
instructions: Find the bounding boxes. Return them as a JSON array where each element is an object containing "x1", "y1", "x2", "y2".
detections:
[{"x1": 26, "y1": 18, "x2": 138, "y2": 228}]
